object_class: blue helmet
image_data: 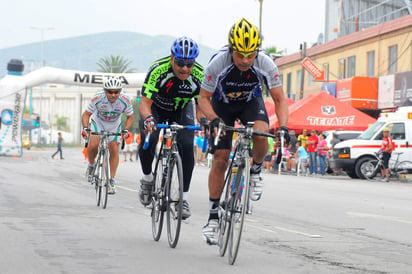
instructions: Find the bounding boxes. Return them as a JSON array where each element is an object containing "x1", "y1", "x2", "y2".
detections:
[{"x1": 171, "y1": 37, "x2": 199, "y2": 60}]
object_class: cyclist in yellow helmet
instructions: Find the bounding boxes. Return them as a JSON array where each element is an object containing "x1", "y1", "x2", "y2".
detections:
[{"x1": 199, "y1": 18, "x2": 289, "y2": 244}]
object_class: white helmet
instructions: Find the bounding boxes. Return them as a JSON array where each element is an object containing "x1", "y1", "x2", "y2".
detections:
[{"x1": 104, "y1": 76, "x2": 122, "y2": 90}]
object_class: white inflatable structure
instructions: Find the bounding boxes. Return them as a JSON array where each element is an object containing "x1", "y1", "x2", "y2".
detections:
[{"x1": 0, "y1": 62, "x2": 145, "y2": 157}]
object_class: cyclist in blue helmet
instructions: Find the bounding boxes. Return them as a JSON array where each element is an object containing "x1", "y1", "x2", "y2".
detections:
[
  {"x1": 171, "y1": 36, "x2": 199, "y2": 60},
  {"x1": 137, "y1": 36, "x2": 206, "y2": 219}
]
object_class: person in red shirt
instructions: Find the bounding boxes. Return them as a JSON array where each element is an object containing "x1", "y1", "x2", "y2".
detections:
[
  {"x1": 380, "y1": 127, "x2": 393, "y2": 182},
  {"x1": 307, "y1": 130, "x2": 318, "y2": 175}
]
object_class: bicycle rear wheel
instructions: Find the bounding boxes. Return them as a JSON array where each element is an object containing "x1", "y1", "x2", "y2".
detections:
[
  {"x1": 151, "y1": 153, "x2": 165, "y2": 241},
  {"x1": 228, "y1": 160, "x2": 250, "y2": 265},
  {"x1": 360, "y1": 159, "x2": 379, "y2": 180},
  {"x1": 394, "y1": 160, "x2": 412, "y2": 178},
  {"x1": 166, "y1": 153, "x2": 183, "y2": 248},
  {"x1": 101, "y1": 150, "x2": 110, "y2": 209}
]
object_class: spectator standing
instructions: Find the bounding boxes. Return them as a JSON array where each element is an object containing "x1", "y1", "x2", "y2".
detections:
[
  {"x1": 307, "y1": 129, "x2": 318, "y2": 175},
  {"x1": 123, "y1": 131, "x2": 134, "y2": 161},
  {"x1": 297, "y1": 129, "x2": 308, "y2": 149},
  {"x1": 317, "y1": 133, "x2": 328, "y2": 175},
  {"x1": 196, "y1": 131, "x2": 207, "y2": 166},
  {"x1": 380, "y1": 127, "x2": 393, "y2": 182},
  {"x1": 264, "y1": 137, "x2": 275, "y2": 172},
  {"x1": 51, "y1": 132, "x2": 64, "y2": 160}
]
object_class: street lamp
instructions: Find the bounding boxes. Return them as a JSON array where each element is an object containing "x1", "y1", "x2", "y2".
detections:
[
  {"x1": 30, "y1": 26, "x2": 54, "y2": 67},
  {"x1": 257, "y1": 0, "x2": 263, "y2": 34}
]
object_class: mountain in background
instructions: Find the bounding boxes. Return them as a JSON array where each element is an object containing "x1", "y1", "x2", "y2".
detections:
[{"x1": 0, "y1": 31, "x2": 218, "y2": 77}]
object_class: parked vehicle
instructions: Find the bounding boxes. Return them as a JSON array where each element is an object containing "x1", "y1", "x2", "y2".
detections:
[
  {"x1": 329, "y1": 107, "x2": 412, "y2": 179},
  {"x1": 22, "y1": 134, "x2": 31, "y2": 149}
]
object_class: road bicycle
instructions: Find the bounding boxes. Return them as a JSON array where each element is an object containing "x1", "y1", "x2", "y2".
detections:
[
  {"x1": 214, "y1": 121, "x2": 281, "y2": 265},
  {"x1": 144, "y1": 123, "x2": 201, "y2": 248},
  {"x1": 360, "y1": 151, "x2": 412, "y2": 181},
  {"x1": 85, "y1": 131, "x2": 124, "y2": 209}
]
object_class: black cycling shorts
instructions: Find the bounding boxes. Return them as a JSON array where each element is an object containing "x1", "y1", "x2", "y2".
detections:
[
  {"x1": 211, "y1": 96, "x2": 269, "y2": 150},
  {"x1": 383, "y1": 152, "x2": 391, "y2": 169}
]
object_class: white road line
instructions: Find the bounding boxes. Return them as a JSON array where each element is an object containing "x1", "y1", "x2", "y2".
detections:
[
  {"x1": 346, "y1": 212, "x2": 412, "y2": 224},
  {"x1": 117, "y1": 185, "x2": 138, "y2": 192},
  {"x1": 248, "y1": 223, "x2": 322, "y2": 238}
]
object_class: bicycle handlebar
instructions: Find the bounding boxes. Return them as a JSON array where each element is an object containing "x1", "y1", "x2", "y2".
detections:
[
  {"x1": 85, "y1": 131, "x2": 125, "y2": 150},
  {"x1": 143, "y1": 123, "x2": 202, "y2": 150}
]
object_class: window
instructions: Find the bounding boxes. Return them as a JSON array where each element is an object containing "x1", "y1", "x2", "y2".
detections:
[
  {"x1": 367, "y1": 51, "x2": 375, "y2": 77},
  {"x1": 389, "y1": 45, "x2": 398, "y2": 74},
  {"x1": 390, "y1": 123, "x2": 405, "y2": 140},
  {"x1": 308, "y1": 73, "x2": 314, "y2": 87},
  {"x1": 297, "y1": 70, "x2": 302, "y2": 91},
  {"x1": 286, "y1": 72, "x2": 292, "y2": 96},
  {"x1": 347, "y1": 56, "x2": 356, "y2": 78},
  {"x1": 338, "y1": 58, "x2": 346, "y2": 79}
]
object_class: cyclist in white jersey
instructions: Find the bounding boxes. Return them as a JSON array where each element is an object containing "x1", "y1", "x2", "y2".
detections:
[{"x1": 81, "y1": 76, "x2": 134, "y2": 194}]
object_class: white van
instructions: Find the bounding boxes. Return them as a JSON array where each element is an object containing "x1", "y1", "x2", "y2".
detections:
[{"x1": 329, "y1": 106, "x2": 412, "y2": 179}]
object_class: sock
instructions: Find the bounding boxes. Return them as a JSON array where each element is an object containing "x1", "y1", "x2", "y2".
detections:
[
  {"x1": 183, "y1": 192, "x2": 188, "y2": 201},
  {"x1": 142, "y1": 173, "x2": 153, "y2": 181},
  {"x1": 208, "y1": 198, "x2": 220, "y2": 220}
]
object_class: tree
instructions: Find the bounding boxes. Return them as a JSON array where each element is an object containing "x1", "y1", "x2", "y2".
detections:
[
  {"x1": 264, "y1": 46, "x2": 283, "y2": 56},
  {"x1": 96, "y1": 55, "x2": 134, "y2": 73},
  {"x1": 54, "y1": 115, "x2": 70, "y2": 131}
]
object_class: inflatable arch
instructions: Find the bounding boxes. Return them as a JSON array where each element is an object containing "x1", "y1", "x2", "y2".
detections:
[{"x1": 0, "y1": 59, "x2": 145, "y2": 157}]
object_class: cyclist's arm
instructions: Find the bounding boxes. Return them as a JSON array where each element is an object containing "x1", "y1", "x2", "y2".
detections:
[
  {"x1": 195, "y1": 104, "x2": 207, "y2": 123},
  {"x1": 198, "y1": 88, "x2": 219, "y2": 121},
  {"x1": 138, "y1": 96, "x2": 153, "y2": 120},
  {"x1": 124, "y1": 114, "x2": 134, "y2": 131},
  {"x1": 269, "y1": 86, "x2": 289, "y2": 128},
  {"x1": 82, "y1": 110, "x2": 92, "y2": 128}
]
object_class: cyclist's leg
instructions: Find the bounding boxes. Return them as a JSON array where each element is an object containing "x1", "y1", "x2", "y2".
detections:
[
  {"x1": 87, "y1": 120, "x2": 101, "y2": 166},
  {"x1": 173, "y1": 105, "x2": 195, "y2": 217},
  {"x1": 138, "y1": 111, "x2": 161, "y2": 205},
  {"x1": 239, "y1": 97, "x2": 269, "y2": 201}
]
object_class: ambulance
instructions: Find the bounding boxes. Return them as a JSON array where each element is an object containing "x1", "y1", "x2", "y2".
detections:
[{"x1": 329, "y1": 106, "x2": 412, "y2": 179}]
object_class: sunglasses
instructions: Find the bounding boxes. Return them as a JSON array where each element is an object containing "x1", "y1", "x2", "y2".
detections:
[
  {"x1": 233, "y1": 51, "x2": 257, "y2": 59},
  {"x1": 105, "y1": 89, "x2": 121, "y2": 95},
  {"x1": 174, "y1": 58, "x2": 195, "y2": 68}
]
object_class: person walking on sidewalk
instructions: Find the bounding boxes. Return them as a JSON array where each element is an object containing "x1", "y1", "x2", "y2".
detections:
[{"x1": 51, "y1": 132, "x2": 64, "y2": 160}]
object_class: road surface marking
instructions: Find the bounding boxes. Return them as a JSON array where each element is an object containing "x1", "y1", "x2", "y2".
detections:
[
  {"x1": 248, "y1": 223, "x2": 322, "y2": 238},
  {"x1": 347, "y1": 212, "x2": 412, "y2": 224},
  {"x1": 117, "y1": 185, "x2": 138, "y2": 192}
]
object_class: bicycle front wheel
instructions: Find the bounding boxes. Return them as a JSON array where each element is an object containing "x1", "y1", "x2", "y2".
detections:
[
  {"x1": 151, "y1": 153, "x2": 165, "y2": 241},
  {"x1": 228, "y1": 160, "x2": 250, "y2": 265},
  {"x1": 101, "y1": 150, "x2": 110, "y2": 209},
  {"x1": 166, "y1": 153, "x2": 183, "y2": 248},
  {"x1": 360, "y1": 159, "x2": 379, "y2": 180},
  {"x1": 94, "y1": 154, "x2": 103, "y2": 207},
  {"x1": 218, "y1": 164, "x2": 236, "y2": 257}
]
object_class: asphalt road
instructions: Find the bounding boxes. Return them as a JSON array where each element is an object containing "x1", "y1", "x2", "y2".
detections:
[{"x1": 1, "y1": 148, "x2": 411, "y2": 274}]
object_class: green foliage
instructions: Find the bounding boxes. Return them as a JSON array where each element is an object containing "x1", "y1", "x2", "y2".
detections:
[
  {"x1": 54, "y1": 115, "x2": 70, "y2": 131},
  {"x1": 96, "y1": 55, "x2": 135, "y2": 73},
  {"x1": 264, "y1": 46, "x2": 283, "y2": 55}
]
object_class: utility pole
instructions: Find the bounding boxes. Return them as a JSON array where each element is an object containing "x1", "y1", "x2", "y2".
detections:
[
  {"x1": 258, "y1": 0, "x2": 263, "y2": 34},
  {"x1": 299, "y1": 42, "x2": 307, "y2": 100}
]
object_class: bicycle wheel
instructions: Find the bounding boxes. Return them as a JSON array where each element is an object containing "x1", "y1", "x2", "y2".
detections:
[
  {"x1": 94, "y1": 154, "x2": 102, "y2": 207},
  {"x1": 228, "y1": 159, "x2": 250, "y2": 265},
  {"x1": 151, "y1": 153, "x2": 165, "y2": 241},
  {"x1": 394, "y1": 161, "x2": 412, "y2": 178},
  {"x1": 101, "y1": 150, "x2": 110, "y2": 209},
  {"x1": 360, "y1": 159, "x2": 379, "y2": 180},
  {"x1": 218, "y1": 165, "x2": 235, "y2": 257},
  {"x1": 166, "y1": 153, "x2": 183, "y2": 248}
]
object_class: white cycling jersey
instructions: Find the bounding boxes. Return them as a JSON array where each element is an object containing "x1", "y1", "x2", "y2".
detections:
[{"x1": 86, "y1": 91, "x2": 134, "y2": 126}]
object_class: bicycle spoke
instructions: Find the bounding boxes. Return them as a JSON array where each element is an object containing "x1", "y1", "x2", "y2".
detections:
[{"x1": 102, "y1": 151, "x2": 109, "y2": 209}]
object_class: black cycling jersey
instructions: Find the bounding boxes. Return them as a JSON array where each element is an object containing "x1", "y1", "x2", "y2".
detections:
[{"x1": 141, "y1": 56, "x2": 204, "y2": 112}]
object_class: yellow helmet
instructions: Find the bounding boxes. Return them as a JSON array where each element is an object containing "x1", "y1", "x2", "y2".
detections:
[{"x1": 228, "y1": 18, "x2": 261, "y2": 53}]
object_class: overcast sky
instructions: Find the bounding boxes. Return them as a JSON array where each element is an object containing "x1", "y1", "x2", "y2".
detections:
[{"x1": 2, "y1": 0, "x2": 325, "y2": 54}]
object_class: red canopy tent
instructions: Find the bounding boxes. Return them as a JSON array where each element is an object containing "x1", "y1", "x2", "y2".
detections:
[
  {"x1": 270, "y1": 92, "x2": 376, "y2": 131},
  {"x1": 265, "y1": 98, "x2": 295, "y2": 129}
]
